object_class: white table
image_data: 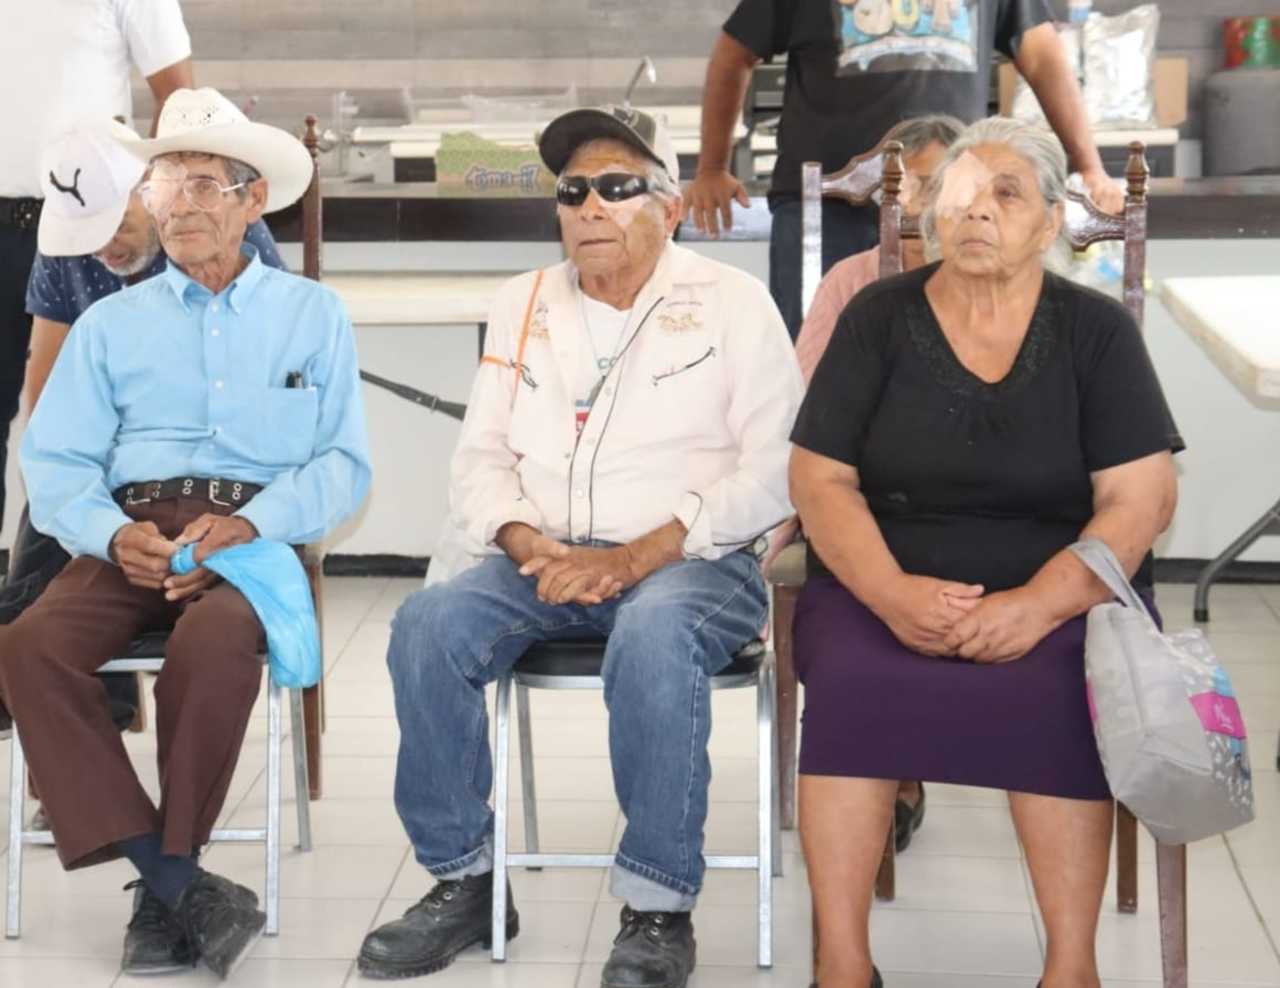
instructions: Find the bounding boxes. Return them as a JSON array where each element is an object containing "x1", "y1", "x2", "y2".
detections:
[
  {"x1": 327, "y1": 271, "x2": 510, "y2": 419},
  {"x1": 325, "y1": 271, "x2": 507, "y2": 328},
  {"x1": 1159, "y1": 275, "x2": 1280, "y2": 622}
]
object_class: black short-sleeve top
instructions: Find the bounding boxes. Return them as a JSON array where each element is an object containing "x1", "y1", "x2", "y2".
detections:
[{"x1": 790, "y1": 263, "x2": 1184, "y2": 592}]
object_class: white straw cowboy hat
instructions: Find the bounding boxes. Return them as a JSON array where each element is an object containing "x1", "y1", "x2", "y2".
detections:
[
  {"x1": 38, "y1": 120, "x2": 146, "y2": 257},
  {"x1": 118, "y1": 88, "x2": 313, "y2": 213}
]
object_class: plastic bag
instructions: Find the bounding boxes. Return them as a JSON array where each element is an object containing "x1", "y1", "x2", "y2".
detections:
[
  {"x1": 1083, "y1": 5, "x2": 1160, "y2": 129},
  {"x1": 171, "y1": 540, "x2": 321, "y2": 689},
  {"x1": 1063, "y1": 240, "x2": 1125, "y2": 301}
]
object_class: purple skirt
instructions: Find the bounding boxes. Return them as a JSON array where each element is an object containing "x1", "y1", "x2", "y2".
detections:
[{"x1": 794, "y1": 576, "x2": 1114, "y2": 800}]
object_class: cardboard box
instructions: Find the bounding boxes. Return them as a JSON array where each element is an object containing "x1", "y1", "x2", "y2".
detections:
[{"x1": 998, "y1": 56, "x2": 1189, "y2": 128}]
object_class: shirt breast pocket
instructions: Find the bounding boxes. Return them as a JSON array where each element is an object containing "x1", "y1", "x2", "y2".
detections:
[{"x1": 256, "y1": 388, "x2": 320, "y2": 466}]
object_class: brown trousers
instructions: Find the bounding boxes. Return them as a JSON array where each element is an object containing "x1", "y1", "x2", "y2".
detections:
[{"x1": 0, "y1": 496, "x2": 265, "y2": 869}]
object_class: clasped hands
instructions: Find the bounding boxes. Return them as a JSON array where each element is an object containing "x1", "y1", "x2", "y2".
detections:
[
  {"x1": 876, "y1": 573, "x2": 1057, "y2": 664},
  {"x1": 110, "y1": 513, "x2": 258, "y2": 602},
  {"x1": 518, "y1": 533, "x2": 639, "y2": 606}
]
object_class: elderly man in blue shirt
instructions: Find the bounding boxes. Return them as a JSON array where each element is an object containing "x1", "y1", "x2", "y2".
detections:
[
  {"x1": 0, "y1": 89, "x2": 370, "y2": 980},
  {"x1": 0, "y1": 120, "x2": 287, "y2": 742}
]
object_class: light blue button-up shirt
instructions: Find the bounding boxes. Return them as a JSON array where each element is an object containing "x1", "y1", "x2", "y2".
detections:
[{"x1": 21, "y1": 245, "x2": 372, "y2": 562}]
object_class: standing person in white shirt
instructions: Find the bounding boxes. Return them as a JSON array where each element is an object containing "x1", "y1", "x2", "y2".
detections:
[
  {"x1": 360, "y1": 106, "x2": 803, "y2": 988},
  {"x1": 0, "y1": 0, "x2": 194, "y2": 528}
]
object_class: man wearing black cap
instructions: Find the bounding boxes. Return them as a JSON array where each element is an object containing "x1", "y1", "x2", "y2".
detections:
[{"x1": 361, "y1": 106, "x2": 803, "y2": 988}]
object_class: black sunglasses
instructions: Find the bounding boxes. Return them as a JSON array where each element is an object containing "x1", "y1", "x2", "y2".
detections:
[{"x1": 555, "y1": 172, "x2": 652, "y2": 207}]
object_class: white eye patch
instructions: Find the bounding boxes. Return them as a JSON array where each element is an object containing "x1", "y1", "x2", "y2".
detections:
[{"x1": 933, "y1": 152, "x2": 997, "y2": 218}]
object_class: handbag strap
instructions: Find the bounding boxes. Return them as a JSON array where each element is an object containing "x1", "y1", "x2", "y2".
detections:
[{"x1": 1068, "y1": 538, "x2": 1156, "y2": 624}]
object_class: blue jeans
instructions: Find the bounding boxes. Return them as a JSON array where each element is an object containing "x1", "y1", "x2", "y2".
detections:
[
  {"x1": 769, "y1": 196, "x2": 879, "y2": 341},
  {"x1": 387, "y1": 549, "x2": 767, "y2": 911}
]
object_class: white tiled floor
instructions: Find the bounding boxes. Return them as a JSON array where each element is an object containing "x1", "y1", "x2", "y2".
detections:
[{"x1": 1, "y1": 577, "x2": 1277, "y2": 988}]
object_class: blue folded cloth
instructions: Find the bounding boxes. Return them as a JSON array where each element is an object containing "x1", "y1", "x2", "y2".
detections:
[{"x1": 171, "y1": 539, "x2": 321, "y2": 688}]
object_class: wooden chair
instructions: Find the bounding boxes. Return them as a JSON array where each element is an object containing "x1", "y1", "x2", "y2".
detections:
[
  {"x1": 789, "y1": 140, "x2": 1190, "y2": 987},
  {"x1": 296, "y1": 116, "x2": 327, "y2": 800}
]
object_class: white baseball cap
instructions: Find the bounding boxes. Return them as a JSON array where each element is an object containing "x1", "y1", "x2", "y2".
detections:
[{"x1": 38, "y1": 121, "x2": 146, "y2": 257}]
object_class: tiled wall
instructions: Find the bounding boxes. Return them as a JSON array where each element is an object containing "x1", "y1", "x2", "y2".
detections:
[{"x1": 156, "y1": 0, "x2": 1249, "y2": 140}]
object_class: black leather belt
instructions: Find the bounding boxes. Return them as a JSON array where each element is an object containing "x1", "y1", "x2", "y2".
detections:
[
  {"x1": 0, "y1": 197, "x2": 42, "y2": 231},
  {"x1": 112, "y1": 477, "x2": 263, "y2": 508}
]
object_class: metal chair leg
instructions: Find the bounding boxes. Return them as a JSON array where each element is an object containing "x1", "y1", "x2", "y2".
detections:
[
  {"x1": 515, "y1": 684, "x2": 541, "y2": 869},
  {"x1": 7, "y1": 728, "x2": 27, "y2": 939},
  {"x1": 290, "y1": 688, "x2": 313, "y2": 853},
  {"x1": 770, "y1": 662, "x2": 783, "y2": 881},
  {"x1": 756, "y1": 664, "x2": 774, "y2": 969},
  {"x1": 265, "y1": 679, "x2": 282, "y2": 936},
  {"x1": 491, "y1": 673, "x2": 513, "y2": 962},
  {"x1": 1193, "y1": 496, "x2": 1280, "y2": 622}
]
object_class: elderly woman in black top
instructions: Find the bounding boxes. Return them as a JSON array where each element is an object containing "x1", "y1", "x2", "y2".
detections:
[{"x1": 789, "y1": 117, "x2": 1182, "y2": 988}]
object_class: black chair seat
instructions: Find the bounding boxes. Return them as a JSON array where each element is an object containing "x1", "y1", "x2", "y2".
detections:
[
  {"x1": 116, "y1": 630, "x2": 172, "y2": 661},
  {"x1": 516, "y1": 638, "x2": 765, "y2": 679}
]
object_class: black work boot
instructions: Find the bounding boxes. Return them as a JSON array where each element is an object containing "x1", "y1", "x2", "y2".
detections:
[
  {"x1": 172, "y1": 870, "x2": 266, "y2": 979},
  {"x1": 357, "y1": 873, "x2": 518, "y2": 980},
  {"x1": 121, "y1": 880, "x2": 196, "y2": 975},
  {"x1": 809, "y1": 966, "x2": 883, "y2": 988},
  {"x1": 600, "y1": 906, "x2": 696, "y2": 988}
]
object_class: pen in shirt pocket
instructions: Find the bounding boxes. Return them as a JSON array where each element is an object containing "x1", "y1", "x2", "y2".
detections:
[{"x1": 285, "y1": 370, "x2": 304, "y2": 389}]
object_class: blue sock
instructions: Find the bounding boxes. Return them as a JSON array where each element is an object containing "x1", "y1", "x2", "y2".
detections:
[{"x1": 117, "y1": 833, "x2": 198, "y2": 908}]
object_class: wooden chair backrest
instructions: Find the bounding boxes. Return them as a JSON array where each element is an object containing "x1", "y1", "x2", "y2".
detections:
[
  {"x1": 301, "y1": 115, "x2": 323, "y2": 283},
  {"x1": 800, "y1": 140, "x2": 1151, "y2": 328}
]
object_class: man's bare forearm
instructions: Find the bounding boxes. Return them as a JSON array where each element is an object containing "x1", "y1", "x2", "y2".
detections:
[
  {"x1": 495, "y1": 521, "x2": 541, "y2": 566},
  {"x1": 696, "y1": 32, "x2": 758, "y2": 176},
  {"x1": 1016, "y1": 25, "x2": 1106, "y2": 177},
  {"x1": 23, "y1": 317, "x2": 71, "y2": 418},
  {"x1": 623, "y1": 518, "x2": 689, "y2": 583}
]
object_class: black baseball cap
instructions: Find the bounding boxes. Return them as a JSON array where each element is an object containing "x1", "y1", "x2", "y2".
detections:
[{"x1": 538, "y1": 105, "x2": 680, "y2": 182}]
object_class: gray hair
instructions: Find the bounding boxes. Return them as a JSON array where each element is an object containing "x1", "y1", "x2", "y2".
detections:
[
  {"x1": 560, "y1": 137, "x2": 679, "y2": 202},
  {"x1": 921, "y1": 116, "x2": 1069, "y2": 266},
  {"x1": 881, "y1": 113, "x2": 965, "y2": 157},
  {"x1": 223, "y1": 157, "x2": 262, "y2": 194}
]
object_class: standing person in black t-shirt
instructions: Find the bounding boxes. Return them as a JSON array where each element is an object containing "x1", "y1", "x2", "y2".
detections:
[
  {"x1": 788, "y1": 118, "x2": 1181, "y2": 988},
  {"x1": 685, "y1": 0, "x2": 1124, "y2": 339}
]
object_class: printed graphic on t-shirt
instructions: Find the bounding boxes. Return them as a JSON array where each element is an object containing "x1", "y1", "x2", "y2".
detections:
[{"x1": 834, "y1": 0, "x2": 978, "y2": 74}]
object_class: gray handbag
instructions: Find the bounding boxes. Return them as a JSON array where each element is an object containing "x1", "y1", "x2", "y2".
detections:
[{"x1": 1069, "y1": 538, "x2": 1255, "y2": 844}]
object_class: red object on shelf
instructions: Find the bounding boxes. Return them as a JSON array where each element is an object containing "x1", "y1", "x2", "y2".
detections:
[{"x1": 1224, "y1": 16, "x2": 1280, "y2": 68}]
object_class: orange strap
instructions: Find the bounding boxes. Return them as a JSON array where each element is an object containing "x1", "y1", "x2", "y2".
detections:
[
  {"x1": 510, "y1": 270, "x2": 543, "y2": 409},
  {"x1": 480, "y1": 270, "x2": 544, "y2": 411}
]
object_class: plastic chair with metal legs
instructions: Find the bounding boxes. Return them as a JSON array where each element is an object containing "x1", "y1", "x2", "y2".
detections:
[
  {"x1": 5, "y1": 633, "x2": 313, "y2": 939},
  {"x1": 490, "y1": 638, "x2": 781, "y2": 969}
]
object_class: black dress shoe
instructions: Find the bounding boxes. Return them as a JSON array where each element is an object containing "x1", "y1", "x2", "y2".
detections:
[
  {"x1": 172, "y1": 870, "x2": 266, "y2": 979},
  {"x1": 808, "y1": 966, "x2": 883, "y2": 988},
  {"x1": 122, "y1": 880, "x2": 196, "y2": 975},
  {"x1": 358, "y1": 873, "x2": 518, "y2": 980},
  {"x1": 893, "y1": 783, "x2": 927, "y2": 853},
  {"x1": 601, "y1": 906, "x2": 696, "y2": 988}
]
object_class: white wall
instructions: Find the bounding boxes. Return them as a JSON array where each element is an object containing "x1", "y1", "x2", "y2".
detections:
[{"x1": 5, "y1": 237, "x2": 1277, "y2": 564}]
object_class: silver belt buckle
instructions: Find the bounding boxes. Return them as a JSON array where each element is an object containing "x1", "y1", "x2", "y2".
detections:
[
  {"x1": 122, "y1": 485, "x2": 151, "y2": 506},
  {"x1": 208, "y1": 478, "x2": 232, "y2": 506}
]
